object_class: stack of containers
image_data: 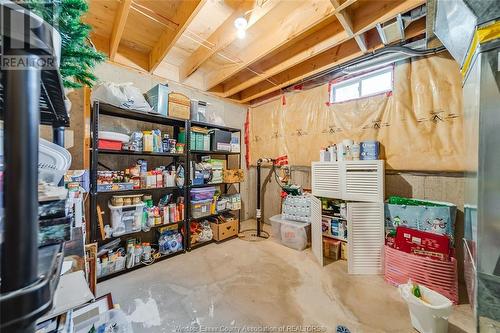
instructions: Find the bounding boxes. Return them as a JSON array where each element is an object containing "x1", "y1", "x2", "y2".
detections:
[
  {"x1": 191, "y1": 186, "x2": 216, "y2": 219},
  {"x1": 269, "y1": 194, "x2": 315, "y2": 251},
  {"x1": 384, "y1": 196, "x2": 458, "y2": 303}
]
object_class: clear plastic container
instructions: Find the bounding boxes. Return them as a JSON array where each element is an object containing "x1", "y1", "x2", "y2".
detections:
[
  {"x1": 190, "y1": 187, "x2": 216, "y2": 201},
  {"x1": 217, "y1": 198, "x2": 228, "y2": 212},
  {"x1": 191, "y1": 199, "x2": 213, "y2": 218},
  {"x1": 108, "y1": 202, "x2": 144, "y2": 237},
  {"x1": 75, "y1": 309, "x2": 133, "y2": 333},
  {"x1": 269, "y1": 214, "x2": 311, "y2": 251}
]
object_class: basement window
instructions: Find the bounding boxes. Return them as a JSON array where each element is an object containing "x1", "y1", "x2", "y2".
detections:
[{"x1": 330, "y1": 67, "x2": 393, "y2": 103}]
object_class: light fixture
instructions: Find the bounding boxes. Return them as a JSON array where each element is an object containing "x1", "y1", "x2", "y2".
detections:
[
  {"x1": 234, "y1": 17, "x2": 248, "y2": 30},
  {"x1": 236, "y1": 29, "x2": 246, "y2": 39}
]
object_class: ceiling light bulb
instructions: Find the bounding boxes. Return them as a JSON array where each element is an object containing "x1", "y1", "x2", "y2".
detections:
[
  {"x1": 236, "y1": 28, "x2": 246, "y2": 39},
  {"x1": 234, "y1": 17, "x2": 248, "y2": 30}
]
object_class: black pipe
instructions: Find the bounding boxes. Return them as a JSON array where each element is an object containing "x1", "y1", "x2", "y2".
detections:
[
  {"x1": 1, "y1": 57, "x2": 41, "y2": 333},
  {"x1": 256, "y1": 160, "x2": 261, "y2": 237}
]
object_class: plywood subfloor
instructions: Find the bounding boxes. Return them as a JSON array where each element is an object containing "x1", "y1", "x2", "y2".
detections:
[{"x1": 98, "y1": 220, "x2": 474, "y2": 333}]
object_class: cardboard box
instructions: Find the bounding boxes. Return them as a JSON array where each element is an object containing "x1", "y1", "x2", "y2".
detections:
[
  {"x1": 223, "y1": 169, "x2": 244, "y2": 183},
  {"x1": 394, "y1": 226, "x2": 451, "y2": 261},
  {"x1": 323, "y1": 237, "x2": 341, "y2": 260},
  {"x1": 211, "y1": 219, "x2": 238, "y2": 241},
  {"x1": 341, "y1": 242, "x2": 348, "y2": 260},
  {"x1": 168, "y1": 92, "x2": 190, "y2": 119}
]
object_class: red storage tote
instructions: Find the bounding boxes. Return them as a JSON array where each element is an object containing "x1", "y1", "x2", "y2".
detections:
[
  {"x1": 98, "y1": 139, "x2": 122, "y2": 151},
  {"x1": 384, "y1": 245, "x2": 458, "y2": 304}
]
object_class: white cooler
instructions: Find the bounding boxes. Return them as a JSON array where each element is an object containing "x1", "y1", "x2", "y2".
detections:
[{"x1": 269, "y1": 214, "x2": 311, "y2": 251}]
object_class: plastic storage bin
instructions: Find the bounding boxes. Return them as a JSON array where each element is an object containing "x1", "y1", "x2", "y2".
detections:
[
  {"x1": 191, "y1": 199, "x2": 213, "y2": 218},
  {"x1": 97, "y1": 256, "x2": 126, "y2": 278},
  {"x1": 269, "y1": 214, "x2": 311, "y2": 251},
  {"x1": 384, "y1": 246, "x2": 458, "y2": 303},
  {"x1": 399, "y1": 281, "x2": 453, "y2": 333},
  {"x1": 108, "y1": 202, "x2": 144, "y2": 237},
  {"x1": 190, "y1": 187, "x2": 216, "y2": 201}
]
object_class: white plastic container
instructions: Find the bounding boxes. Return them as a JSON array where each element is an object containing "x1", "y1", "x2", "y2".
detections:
[
  {"x1": 108, "y1": 202, "x2": 144, "y2": 237},
  {"x1": 399, "y1": 282, "x2": 453, "y2": 333},
  {"x1": 269, "y1": 214, "x2": 311, "y2": 251}
]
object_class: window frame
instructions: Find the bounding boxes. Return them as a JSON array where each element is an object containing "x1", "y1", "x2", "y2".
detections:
[{"x1": 330, "y1": 66, "x2": 394, "y2": 104}]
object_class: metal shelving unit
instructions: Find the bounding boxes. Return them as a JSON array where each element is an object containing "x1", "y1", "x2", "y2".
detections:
[
  {"x1": 0, "y1": 2, "x2": 68, "y2": 332},
  {"x1": 186, "y1": 122, "x2": 242, "y2": 251},
  {"x1": 89, "y1": 105, "x2": 243, "y2": 277},
  {"x1": 90, "y1": 102, "x2": 189, "y2": 282}
]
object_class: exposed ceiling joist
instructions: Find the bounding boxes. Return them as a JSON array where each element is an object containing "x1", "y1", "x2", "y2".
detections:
[
  {"x1": 109, "y1": 0, "x2": 132, "y2": 60},
  {"x1": 92, "y1": 33, "x2": 150, "y2": 71},
  {"x1": 219, "y1": 17, "x2": 349, "y2": 98},
  {"x1": 239, "y1": 39, "x2": 363, "y2": 103},
  {"x1": 221, "y1": 0, "x2": 424, "y2": 101},
  {"x1": 237, "y1": 12, "x2": 427, "y2": 104},
  {"x1": 148, "y1": 0, "x2": 205, "y2": 73},
  {"x1": 352, "y1": 0, "x2": 425, "y2": 35},
  {"x1": 179, "y1": 0, "x2": 278, "y2": 82},
  {"x1": 330, "y1": 0, "x2": 367, "y2": 52},
  {"x1": 203, "y1": 0, "x2": 336, "y2": 90}
]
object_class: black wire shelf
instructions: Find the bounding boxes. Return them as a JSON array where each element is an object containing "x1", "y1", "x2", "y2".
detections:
[
  {"x1": 97, "y1": 149, "x2": 185, "y2": 158},
  {"x1": 97, "y1": 249, "x2": 185, "y2": 282}
]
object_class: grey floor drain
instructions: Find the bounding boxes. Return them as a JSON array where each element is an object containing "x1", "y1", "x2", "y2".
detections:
[{"x1": 336, "y1": 325, "x2": 351, "y2": 333}]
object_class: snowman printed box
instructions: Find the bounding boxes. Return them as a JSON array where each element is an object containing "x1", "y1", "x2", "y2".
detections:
[{"x1": 384, "y1": 200, "x2": 457, "y2": 243}]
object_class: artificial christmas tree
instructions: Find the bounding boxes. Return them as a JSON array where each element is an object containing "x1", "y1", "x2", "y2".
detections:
[{"x1": 19, "y1": 0, "x2": 105, "y2": 88}]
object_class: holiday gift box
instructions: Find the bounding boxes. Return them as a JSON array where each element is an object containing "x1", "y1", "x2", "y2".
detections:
[
  {"x1": 385, "y1": 197, "x2": 456, "y2": 241},
  {"x1": 394, "y1": 226, "x2": 452, "y2": 261}
]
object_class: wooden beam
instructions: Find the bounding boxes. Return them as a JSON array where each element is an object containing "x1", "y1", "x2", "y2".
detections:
[
  {"x1": 330, "y1": 0, "x2": 367, "y2": 52},
  {"x1": 179, "y1": 0, "x2": 278, "y2": 81},
  {"x1": 92, "y1": 33, "x2": 150, "y2": 71},
  {"x1": 237, "y1": 15, "x2": 427, "y2": 104},
  {"x1": 109, "y1": 0, "x2": 132, "y2": 60},
  {"x1": 203, "y1": 0, "x2": 336, "y2": 90},
  {"x1": 149, "y1": 0, "x2": 204, "y2": 73},
  {"x1": 352, "y1": 0, "x2": 425, "y2": 35},
  {"x1": 238, "y1": 39, "x2": 362, "y2": 103},
  {"x1": 219, "y1": 17, "x2": 349, "y2": 97},
  {"x1": 217, "y1": 0, "x2": 422, "y2": 98}
]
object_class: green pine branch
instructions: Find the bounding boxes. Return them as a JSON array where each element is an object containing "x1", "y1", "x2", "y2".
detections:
[{"x1": 17, "y1": 0, "x2": 106, "y2": 88}]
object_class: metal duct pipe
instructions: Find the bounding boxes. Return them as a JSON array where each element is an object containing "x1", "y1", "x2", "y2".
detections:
[{"x1": 293, "y1": 40, "x2": 446, "y2": 86}]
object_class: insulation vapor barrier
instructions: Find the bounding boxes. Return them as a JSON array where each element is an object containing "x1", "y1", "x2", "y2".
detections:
[{"x1": 248, "y1": 54, "x2": 464, "y2": 172}]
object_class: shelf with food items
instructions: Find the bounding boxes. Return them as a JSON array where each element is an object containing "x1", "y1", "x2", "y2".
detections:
[
  {"x1": 97, "y1": 149, "x2": 184, "y2": 158},
  {"x1": 98, "y1": 129, "x2": 186, "y2": 155},
  {"x1": 97, "y1": 225, "x2": 184, "y2": 282},
  {"x1": 96, "y1": 160, "x2": 184, "y2": 193},
  {"x1": 99, "y1": 192, "x2": 185, "y2": 240}
]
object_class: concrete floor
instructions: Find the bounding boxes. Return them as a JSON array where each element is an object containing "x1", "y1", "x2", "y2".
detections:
[{"x1": 98, "y1": 223, "x2": 474, "y2": 333}]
